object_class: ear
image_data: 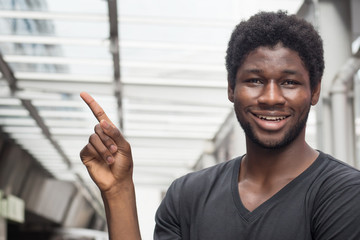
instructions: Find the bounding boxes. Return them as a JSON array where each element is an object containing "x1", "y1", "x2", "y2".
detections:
[
  {"x1": 227, "y1": 75, "x2": 235, "y2": 103},
  {"x1": 311, "y1": 81, "x2": 321, "y2": 106}
]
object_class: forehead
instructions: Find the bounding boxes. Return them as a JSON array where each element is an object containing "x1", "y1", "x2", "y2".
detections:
[
  {"x1": 241, "y1": 45, "x2": 306, "y2": 69},
  {"x1": 236, "y1": 45, "x2": 311, "y2": 84}
]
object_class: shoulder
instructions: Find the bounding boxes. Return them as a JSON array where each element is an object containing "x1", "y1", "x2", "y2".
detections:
[
  {"x1": 163, "y1": 156, "x2": 241, "y2": 206},
  {"x1": 310, "y1": 153, "x2": 360, "y2": 238},
  {"x1": 311, "y1": 152, "x2": 360, "y2": 211},
  {"x1": 170, "y1": 156, "x2": 241, "y2": 192},
  {"x1": 315, "y1": 152, "x2": 360, "y2": 188},
  {"x1": 155, "y1": 156, "x2": 241, "y2": 231}
]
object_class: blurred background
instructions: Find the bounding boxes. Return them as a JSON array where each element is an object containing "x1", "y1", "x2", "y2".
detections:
[{"x1": 0, "y1": 0, "x2": 360, "y2": 239}]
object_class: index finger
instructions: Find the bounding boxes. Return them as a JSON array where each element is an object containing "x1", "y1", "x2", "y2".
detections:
[{"x1": 80, "y1": 92, "x2": 115, "y2": 126}]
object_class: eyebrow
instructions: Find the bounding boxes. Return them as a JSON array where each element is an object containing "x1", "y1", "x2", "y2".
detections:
[
  {"x1": 244, "y1": 69, "x2": 263, "y2": 74},
  {"x1": 244, "y1": 69, "x2": 298, "y2": 75},
  {"x1": 282, "y1": 69, "x2": 297, "y2": 75}
]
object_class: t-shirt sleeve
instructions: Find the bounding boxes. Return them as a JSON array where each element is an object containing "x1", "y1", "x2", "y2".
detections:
[
  {"x1": 154, "y1": 180, "x2": 182, "y2": 240},
  {"x1": 312, "y1": 183, "x2": 360, "y2": 240}
]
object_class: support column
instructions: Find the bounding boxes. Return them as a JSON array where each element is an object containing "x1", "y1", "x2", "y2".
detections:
[
  {"x1": 0, "y1": 217, "x2": 6, "y2": 240},
  {"x1": 317, "y1": 0, "x2": 353, "y2": 162}
]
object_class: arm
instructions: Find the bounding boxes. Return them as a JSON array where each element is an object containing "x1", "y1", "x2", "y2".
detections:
[
  {"x1": 79, "y1": 92, "x2": 141, "y2": 240},
  {"x1": 102, "y1": 181, "x2": 140, "y2": 240}
]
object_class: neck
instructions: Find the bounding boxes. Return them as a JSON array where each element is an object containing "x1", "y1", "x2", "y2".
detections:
[{"x1": 241, "y1": 130, "x2": 318, "y2": 183}]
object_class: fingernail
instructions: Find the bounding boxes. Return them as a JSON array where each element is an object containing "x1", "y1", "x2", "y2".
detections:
[
  {"x1": 110, "y1": 145, "x2": 117, "y2": 153},
  {"x1": 106, "y1": 156, "x2": 114, "y2": 164},
  {"x1": 101, "y1": 120, "x2": 109, "y2": 129}
]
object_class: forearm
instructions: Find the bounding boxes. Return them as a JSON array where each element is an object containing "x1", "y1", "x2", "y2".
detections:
[{"x1": 102, "y1": 181, "x2": 141, "y2": 240}]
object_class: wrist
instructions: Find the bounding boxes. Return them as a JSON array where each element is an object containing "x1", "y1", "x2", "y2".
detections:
[{"x1": 101, "y1": 179, "x2": 135, "y2": 202}]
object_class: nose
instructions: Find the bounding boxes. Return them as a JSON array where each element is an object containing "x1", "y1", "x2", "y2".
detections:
[{"x1": 257, "y1": 81, "x2": 285, "y2": 106}]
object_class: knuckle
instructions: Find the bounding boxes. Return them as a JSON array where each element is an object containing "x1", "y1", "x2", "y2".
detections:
[
  {"x1": 124, "y1": 140, "x2": 131, "y2": 149},
  {"x1": 102, "y1": 134, "x2": 110, "y2": 142},
  {"x1": 112, "y1": 127, "x2": 121, "y2": 138},
  {"x1": 103, "y1": 137, "x2": 112, "y2": 146},
  {"x1": 79, "y1": 147, "x2": 86, "y2": 159},
  {"x1": 94, "y1": 124, "x2": 101, "y2": 132},
  {"x1": 121, "y1": 140, "x2": 132, "y2": 153},
  {"x1": 80, "y1": 144, "x2": 92, "y2": 161},
  {"x1": 95, "y1": 110, "x2": 105, "y2": 119},
  {"x1": 89, "y1": 133, "x2": 98, "y2": 143},
  {"x1": 98, "y1": 147, "x2": 107, "y2": 156}
]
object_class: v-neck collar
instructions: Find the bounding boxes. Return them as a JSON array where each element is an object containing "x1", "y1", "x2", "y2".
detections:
[{"x1": 231, "y1": 152, "x2": 323, "y2": 222}]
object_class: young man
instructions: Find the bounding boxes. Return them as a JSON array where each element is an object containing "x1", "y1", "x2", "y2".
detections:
[{"x1": 80, "y1": 11, "x2": 360, "y2": 239}]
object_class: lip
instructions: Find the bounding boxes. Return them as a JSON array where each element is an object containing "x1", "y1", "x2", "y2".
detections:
[{"x1": 250, "y1": 111, "x2": 291, "y2": 131}]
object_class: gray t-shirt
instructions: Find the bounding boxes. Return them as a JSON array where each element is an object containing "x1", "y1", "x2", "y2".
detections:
[{"x1": 154, "y1": 151, "x2": 360, "y2": 239}]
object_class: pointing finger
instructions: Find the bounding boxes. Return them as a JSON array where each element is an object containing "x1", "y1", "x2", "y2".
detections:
[{"x1": 80, "y1": 92, "x2": 114, "y2": 126}]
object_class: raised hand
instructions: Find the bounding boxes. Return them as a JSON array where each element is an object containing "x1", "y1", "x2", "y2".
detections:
[
  {"x1": 80, "y1": 92, "x2": 141, "y2": 239},
  {"x1": 79, "y1": 92, "x2": 133, "y2": 194}
]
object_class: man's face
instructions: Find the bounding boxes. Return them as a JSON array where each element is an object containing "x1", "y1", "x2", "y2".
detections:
[{"x1": 228, "y1": 44, "x2": 320, "y2": 149}]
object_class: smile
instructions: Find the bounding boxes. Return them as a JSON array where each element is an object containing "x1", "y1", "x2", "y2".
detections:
[{"x1": 254, "y1": 114, "x2": 289, "y2": 121}]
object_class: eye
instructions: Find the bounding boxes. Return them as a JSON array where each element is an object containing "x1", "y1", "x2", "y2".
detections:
[
  {"x1": 246, "y1": 78, "x2": 262, "y2": 85},
  {"x1": 282, "y1": 80, "x2": 299, "y2": 86}
]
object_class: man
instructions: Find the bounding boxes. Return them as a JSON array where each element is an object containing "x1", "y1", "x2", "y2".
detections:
[{"x1": 80, "y1": 11, "x2": 360, "y2": 239}]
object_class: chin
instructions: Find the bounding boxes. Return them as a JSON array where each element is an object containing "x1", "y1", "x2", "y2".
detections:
[
  {"x1": 238, "y1": 112, "x2": 308, "y2": 151},
  {"x1": 252, "y1": 137, "x2": 293, "y2": 150},
  {"x1": 241, "y1": 123, "x2": 300, "y2": 150}
]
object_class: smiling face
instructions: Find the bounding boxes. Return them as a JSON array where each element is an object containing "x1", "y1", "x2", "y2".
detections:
[{"x1": 228, "y1": 44, "x2": 320, "y2": 149}]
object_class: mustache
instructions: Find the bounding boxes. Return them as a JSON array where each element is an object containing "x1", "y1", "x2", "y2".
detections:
[{"x1": 244, "y1": 105, "x2": 290, "y2": 112}]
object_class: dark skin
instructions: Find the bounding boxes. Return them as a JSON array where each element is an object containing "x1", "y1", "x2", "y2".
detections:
[
  {"x1": 238, "y1": 139, "x2": 319, "y2": 211},
  {"x1": 228, "y1": 44, "x2": 321, "y2": 211},
  {"x1": 80, "y1": 92, "x2": 141, "y2": 240},
  {"x1": 80, "y1": 44, "x2": 321, "y2": 237}
]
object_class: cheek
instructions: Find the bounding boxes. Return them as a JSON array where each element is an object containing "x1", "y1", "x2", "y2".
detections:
[
  {"x1": 286, "y1": 94, "x2": 311, "y2": 113},
  {"x1": 283, "y1": 90, "x2": 312, "y2": 106},
  {"x1": 235, "y1": 87, "x2": 260, "y2": 101},
  {"x1": 233, "y1": 92, "x2": 251, "y2": 115}
]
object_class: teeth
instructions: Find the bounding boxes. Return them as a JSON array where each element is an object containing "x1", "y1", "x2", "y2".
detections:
[{"x1": 256, "y1": 115, "x2": 287, "y2": 121}]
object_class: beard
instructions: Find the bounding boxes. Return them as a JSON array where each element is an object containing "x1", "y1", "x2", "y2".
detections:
[{"x1": 235, "y1": 105, "x2": 311, "y2": 150}]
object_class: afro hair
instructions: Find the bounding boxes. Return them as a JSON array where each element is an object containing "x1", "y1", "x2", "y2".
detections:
[{"x1": 225, "y1": 11, "x2": 324, "y2": 91}]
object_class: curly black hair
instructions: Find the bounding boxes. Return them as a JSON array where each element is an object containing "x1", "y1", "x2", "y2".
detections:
[{"x1": 225, "y1": 11, "x2": 324, "y2": 91}]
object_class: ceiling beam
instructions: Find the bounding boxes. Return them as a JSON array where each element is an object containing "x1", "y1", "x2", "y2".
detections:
[
  {"x1": 0, "y1": 52, "x2": 18, "y2": 94},
  {"x1": 0, "y1": 10, "x2": 107, "y2": 21},
  {"x1": 0, "y1": 35, "x2": 109, "y2": 46},
  {"x1": 0, "y1": 51, "x2": 73, "y2": 171},
  {"x1": 21, "y1": 99, "x2": 72, "y2": 168},
  {"x1": 3, "y1": 55, "x2": 112, "y2": 66},
  {"x1": 0, "y1": 10, "x2": 234, "y2": 27},
  {"x1": 0, "y1": 35, "x2": 223, "y2": 51},
  {"x1": 107, "y1": 0, "x2": 123, "y2": 129},
  {"x1": 0, "y1": 51, "x2": 105, "y2": 215}
]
